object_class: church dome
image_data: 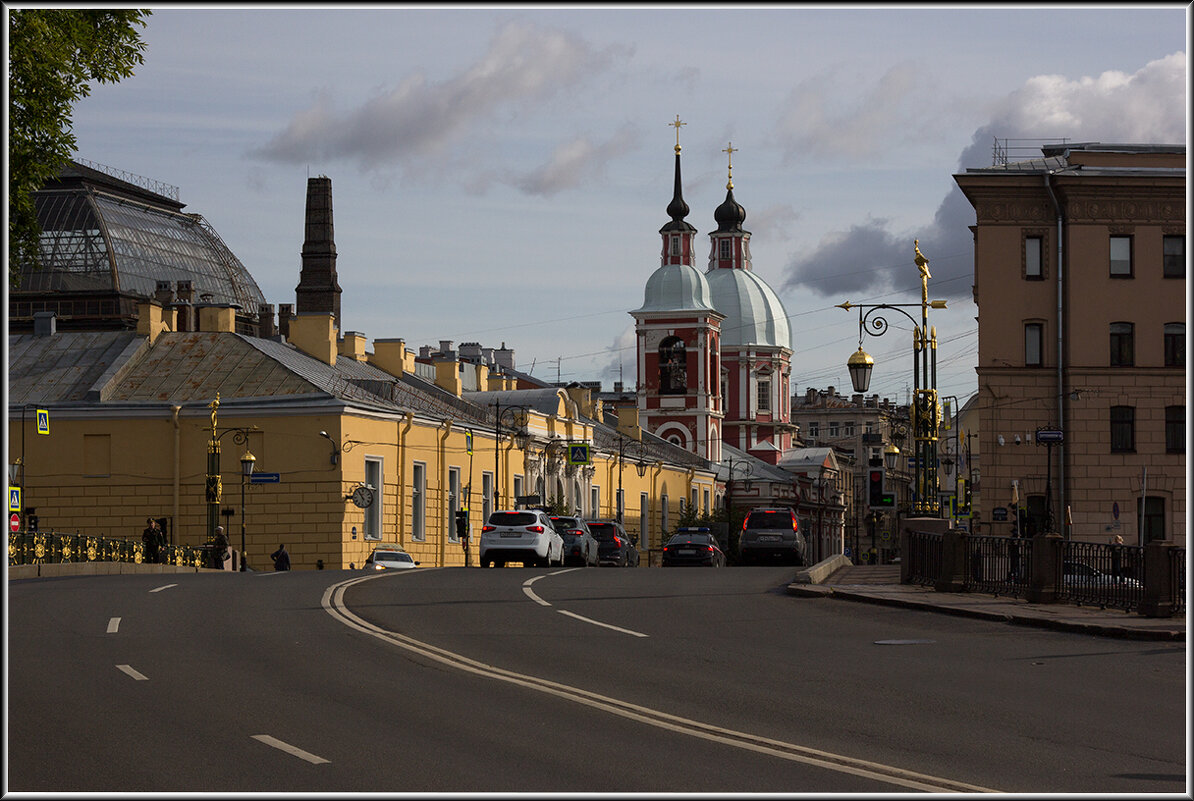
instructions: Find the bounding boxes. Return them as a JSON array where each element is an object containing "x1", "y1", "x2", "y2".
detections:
[
  {"x1": 713, "y1": 188, "x2": 746, "y2": 232},
  {"x1": 705, "y1": 267, "x2": 791, "y2": 349},
  {"x1": 635, "y1": 263, "x2": 717, "y2": 313}
]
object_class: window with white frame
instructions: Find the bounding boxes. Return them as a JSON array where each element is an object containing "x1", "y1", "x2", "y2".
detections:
[
  {"x1": 829, "y1": 421, "x2": 839, "y2": 438},
  {"x1": 661, "y1": 493, "x2": 669, "y2": 535},
  {"x1": 1025, "y1": 235, "x2": 1043, "y2": 279},
  {"x1": 1109, "y1": 235, "x2": 1133, "y2": 277},
  {"x1": 720, "y1": 239, "x2": 731, "y2": 260},
  {"x1": 364, "y1": 458, "x2": 382, "y2": 540},
  {"x1": 702, "y1": 488, "x2": 710, "y2": 514},
  {"x1": 640, "y1": 492, "x2": 649, "y2": 548},
  {"x1": 513, "y1": 475, "x2": 524, "y2": 506},
  {"x1": 844, "y1": 421, "x2": 855, "y2": 437},
  {"x1": 670, "y1": 235, "x2": 680, "y2": 257},
  {"x1": 482, "y1": 472, "x2": 493, "y2": 523},
  {"x1": 757, "y1": 378, "x2": 771, "y2": 412},
  {"x1": 412, "y1": 462, "x2": 426, "y2": 541},
  {"x1": 591, "y1": 486, "x2": 600, "y2": 518}
]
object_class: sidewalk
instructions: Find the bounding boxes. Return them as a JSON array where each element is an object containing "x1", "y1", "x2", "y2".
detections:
[{"x1": 787, "y1": 564, "x2": 1186, "y2": 641}]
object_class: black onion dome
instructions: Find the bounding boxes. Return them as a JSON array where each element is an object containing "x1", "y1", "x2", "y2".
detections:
[
  {"x1": 714, "y1": 187, "x2": 746, "y2": 232},
  {"x1": 660, "y1": 151, "x2": 696, "y2": 234}
]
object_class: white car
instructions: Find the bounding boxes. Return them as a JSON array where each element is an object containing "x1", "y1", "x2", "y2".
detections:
[
  {"x1": 480, "y1": 510, "x2": 564, "y2": 568},
  {"x1": 1062, "y1": 560, "x2": 1141, "y2": 588},
  {"x1": 364, "y1": 549, "x2": 420, "y2": 571}
]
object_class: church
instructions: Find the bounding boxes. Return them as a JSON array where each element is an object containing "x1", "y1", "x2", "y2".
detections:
[{"x1": 632, "y1": 129, "x2": 795, "y2": 467}]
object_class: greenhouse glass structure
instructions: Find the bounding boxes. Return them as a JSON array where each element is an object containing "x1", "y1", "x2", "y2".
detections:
[{"x1": 10, "y1": 160, "x2": 266, "y2": 334}]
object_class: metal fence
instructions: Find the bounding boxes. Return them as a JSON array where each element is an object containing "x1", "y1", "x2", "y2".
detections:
[
  {"x1": 8, "y1": 530, "x2": 210, "y2": 569},
  {"x1": 904, "y1": 530, "x2": 941, "y2": 587},
  {"x1": 1056, "y1": 539, "x2": 1144, "y2": 612},
  {"x1": 964, "y1": 535, "x2": 1032, "y2": 599}
]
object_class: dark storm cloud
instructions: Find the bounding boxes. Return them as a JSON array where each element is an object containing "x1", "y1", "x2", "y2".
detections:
[{"x1": 781, "y1": 52, "x2": 1187, "y2": 301}]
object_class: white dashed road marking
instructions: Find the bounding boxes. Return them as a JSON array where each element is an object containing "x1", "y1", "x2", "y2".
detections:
[
  {"x1": 116, "y1": 664, "x2": 148, "y2": 681},
  {"x1": 557, "y1": 609, "x2": 648, "y2": 637},
  {"x1": 106, "y1": 617, "x2": 121, "y2": 633},
  {"x1": 149, "y1": 584, "x2": 177, "y2": 593},
  {"x1": 252, "y1": 735, "x2": 330, "y2": 764}
]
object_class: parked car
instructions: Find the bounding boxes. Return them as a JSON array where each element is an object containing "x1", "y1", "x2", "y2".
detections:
[
  {"x1": 480, "y1": 509, "x2": 564, "y2": 568},
  {"x1": 364, "y1": 547, "x2": 420, "y2": 571},
  {"x1": 587, "y1": 520, "x2": 640, "y2": 567},
  {"x1": 1062, "y1": 560, "x2": 1142, "y2": 588},
  {"x1": 662, "y1": 528, "x2": 726, "y2": 567},
  {"x1": 738, "y1": 507, "x2": 805, "y2": 566},
  {"x1": 549, "y1": 516, "x2": 600, "y2": 567}
]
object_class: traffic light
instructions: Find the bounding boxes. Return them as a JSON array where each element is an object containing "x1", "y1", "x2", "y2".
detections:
[
  {"x1": 455, "y1": 510, "x2": 468, "y2": 540},
  {"x1": 868, "y1": 467, "x2": 885, "y2": 508}
]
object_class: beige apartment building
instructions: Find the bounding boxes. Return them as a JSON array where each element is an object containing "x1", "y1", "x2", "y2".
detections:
[{"x1": 955, "y1": 142, "x2": 1185, "y2": 545}]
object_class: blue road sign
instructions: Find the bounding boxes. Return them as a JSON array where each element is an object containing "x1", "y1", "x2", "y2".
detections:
[
  {"x1": 1035, "y1": 428, "x2": 1064, "y2": 444},
  {"x1": 568, "y1": 443, "x2": 591, "y2": 465},
  {"x1": 250, "y1": 472, "x2": 281, "y2": 484},
  {"x1": 36, "y1": 409, "x2": 49, "y2": 435}
]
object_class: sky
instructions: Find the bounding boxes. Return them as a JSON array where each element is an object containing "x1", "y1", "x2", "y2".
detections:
[{"x1": 55, "y1": 4, "x2": 1188, "y2": 407}]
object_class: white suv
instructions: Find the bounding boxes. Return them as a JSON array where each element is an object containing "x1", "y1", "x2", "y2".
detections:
[{"x1": 480, "y1": 510, "x2": 564, "y2": 568}]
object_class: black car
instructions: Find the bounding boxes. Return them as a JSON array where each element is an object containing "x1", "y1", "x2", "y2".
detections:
[
  {"x1": 662, "y1": 528, "x2": 726, "y2": 567},
  {"x1": 549, "y1": 516, "x2": 599, "y2": 567},
  {"x1": 586, "y1": 520, "x2": 640, "y2": 567}
]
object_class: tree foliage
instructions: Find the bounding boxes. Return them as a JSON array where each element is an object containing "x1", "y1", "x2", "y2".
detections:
[{"x1": 8, "y1": 9, "x2": 151, "y2": 287}]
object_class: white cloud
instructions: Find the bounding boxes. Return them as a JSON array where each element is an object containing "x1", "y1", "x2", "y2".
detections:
[{"x1": 781, "y1": 52, "x2": 1187, "y2": 301}]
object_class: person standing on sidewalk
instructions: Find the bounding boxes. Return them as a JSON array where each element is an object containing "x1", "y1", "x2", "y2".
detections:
[
  {"x1": 271, "y1": 543, "x2": 291, "y2": 571},
  {"x1": 213, "y1": 526, "x2": 230, "y2": 569}
]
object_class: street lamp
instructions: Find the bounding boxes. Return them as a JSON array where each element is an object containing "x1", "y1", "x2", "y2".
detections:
[
  {"x1": 239, "y1": 449, "x2": 256, "y2": 571},
  {"x1": 491, "y1": 402, "x2": 531, "y2": 509},
  {"x1": 884, "y1": 442, "x2": 900, "y2": 471},
  {"x1": 838, "y1": 240, "x2": 947, "y2": 517}
]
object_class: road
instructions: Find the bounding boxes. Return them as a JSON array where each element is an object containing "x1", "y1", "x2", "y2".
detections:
[{"x1": 7, "y1": 565, "x2": 1187, "y2": 793}]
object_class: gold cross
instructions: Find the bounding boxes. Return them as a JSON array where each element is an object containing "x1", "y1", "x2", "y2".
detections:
[
  {"x1": 670, "y1": 115, "x2": 685, "y2": 152},
  {"x1": 723, "y1": 142, "x2": 737, "y2": 189}
]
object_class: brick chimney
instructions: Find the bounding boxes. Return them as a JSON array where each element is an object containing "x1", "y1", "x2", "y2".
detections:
[
  {"x1": 339, "y1": 331, "x2": 368, "y2": 361},
  {"x1": 258, "y1": 303, "x2": 276, "y2": 338},
  {"x1": 370, "y1": 338, "x2": 410, "y2": 377},
  {"x1": 295, "y1": 176, "x2": 342, "y2": 332},
  {"x1": 288, "y1": 312, "x2": 337, "y2": 365},
  {"x1": 278, "y1": 303, "x2": 294, "y2": 339}
]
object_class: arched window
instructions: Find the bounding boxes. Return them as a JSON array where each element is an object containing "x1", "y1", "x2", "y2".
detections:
[{"x1": 659, "y1": 336, "x2": 687, "y2": 394}]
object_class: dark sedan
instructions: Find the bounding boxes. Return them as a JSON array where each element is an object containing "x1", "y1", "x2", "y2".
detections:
[
  {"x1": 662, "y1": 528, "x2": 726, "y2": 567},
  {"x1": 549, "y1": 516, "x2": 600, "y2": 567}
]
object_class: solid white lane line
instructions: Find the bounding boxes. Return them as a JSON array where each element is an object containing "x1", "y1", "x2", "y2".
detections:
[
  {"x1": 323, "y1": 574, "x2": 996, "y2": 793},
  {"x1": 106, "y1": 617, "x2": 121, "y2": 634},
  {"x1": 149, "y1": 584, "x2": 177, "y2": 593},
  {"x1": 557, "y1": 609, "x2": 648, "y2": 638},
  {"x1": 116, "y1": 664, "x2": 148, "y2": 681},
  {"x1": 521, "y1": 575, "x2": 551, "y2": 607},
  {"x1": 252, "y1": 735, "x2": 330, "y2": 765}
]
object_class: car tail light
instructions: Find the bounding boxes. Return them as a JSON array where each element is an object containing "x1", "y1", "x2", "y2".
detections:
[
  {"x1": 705, "y1": 545, "x2": 715, "y2": 552},
  {"x1": 481, "y1": 525, "x2": 495, "y2": 533},
  {"x1": 567, "y1": 529, "x2": 582, "y2": 536},
  {"x1": 613, "y1": 535, "x2": 623, "y2": 547},
  {"x1": 526, "y1": 525, "x2": 544, "y2": 533}
]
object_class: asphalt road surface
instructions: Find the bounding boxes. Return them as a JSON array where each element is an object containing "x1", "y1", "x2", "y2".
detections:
[{"x1": 7, "y1": 565, "x2": 1187, "y2": 793}]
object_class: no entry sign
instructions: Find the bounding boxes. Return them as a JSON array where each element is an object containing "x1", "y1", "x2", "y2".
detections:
[{"x1": 10, "y1": 512, "x2": 21, "y2": 533}]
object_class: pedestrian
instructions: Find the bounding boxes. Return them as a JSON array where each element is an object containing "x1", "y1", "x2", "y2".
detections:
[
  {"x1": 154, "y1": 520, "x2": 169, "y2": 563},
  {"x1": 213, "y1": 525, "x2": 230, "y2": 569},
  {"x1": 271, "y1": 543, "x2": 291, "y2": 571},
  {"x1": 1110, "y1": 534, "x2": 1124, "y2": 581},
  {"x1": 141, "y1": 517, "x2": 162, "y2": 564}
]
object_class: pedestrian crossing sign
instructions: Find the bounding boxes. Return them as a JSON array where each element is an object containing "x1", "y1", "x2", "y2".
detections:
[
  {"x1": 568, "y1": 443, "x2": 591, "y2": 465},
  {"x1": 9, "y1": 487, "x2": 21, "y2": 513},
  {"x1": 36, "y1": 409, "x2": 49, "y2": 435}
]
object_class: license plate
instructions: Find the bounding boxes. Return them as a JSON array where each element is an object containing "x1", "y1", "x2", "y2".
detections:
[
  {"x1": 678, "y1": 548, "x2": 695, "y2": 555},
  {"x1": 499, "y1": 532, "x2": 522, "y2": 538},
  {"x1": 757, "y1": 535, "x2": 780, "y2": 542}
]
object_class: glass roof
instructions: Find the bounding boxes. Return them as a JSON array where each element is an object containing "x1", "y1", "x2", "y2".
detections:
[{"x1": 20, "y1": 187, "x2": 266, "y2": 312}]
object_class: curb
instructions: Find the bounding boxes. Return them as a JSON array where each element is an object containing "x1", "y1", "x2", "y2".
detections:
[{"x1": 786, "y1": 583, "x2": 1185, "y2": 642}]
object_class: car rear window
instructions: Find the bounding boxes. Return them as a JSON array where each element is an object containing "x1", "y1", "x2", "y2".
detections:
[
  {"x1": 745, "y1": 511, "x2": 792, "y2": 529},
  {"x1": 550, "y1": 517, "x2": 580, "y2": 529},
  {"x1": 588, "y1": 523, "x2": 618, "y2": 540},
  {"x1": 489, "y1": 512, "x2": 538, "y2": 526}
]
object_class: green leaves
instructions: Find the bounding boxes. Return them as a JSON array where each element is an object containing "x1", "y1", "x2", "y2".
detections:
[{"x1": 8, "y1": 9, "x2": 151, "y2": 287}]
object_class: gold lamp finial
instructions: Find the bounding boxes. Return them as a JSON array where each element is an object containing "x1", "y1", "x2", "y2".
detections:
[
  {"x1": 208, "y1": 392, "x2": 220, "y2": 438},
  {"x1": 670, "y1": 115, "x2": 685, "y2": 154},
  {"x1": 723, "y1": 142, "x2": 737, "y2": 190}
]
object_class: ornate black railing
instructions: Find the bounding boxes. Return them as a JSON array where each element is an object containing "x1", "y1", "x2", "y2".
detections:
[
  {"x1": 1056, "y1": 539, "x2": 1144, "y2": 612},
  {"x1": 904, "y1": 530, "x2": 941, "y2": 587},
  {"x1": 964, "y1": 534, "x2": 1031, "y2": 599},
  {"x1": 8, "y1": 531, "x2": 209, "y2": 569}
]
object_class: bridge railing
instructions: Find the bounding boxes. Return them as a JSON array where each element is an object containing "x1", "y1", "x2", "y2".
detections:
[{"x1": 8, "y1": 530, "x2": 210, "y2": 569}]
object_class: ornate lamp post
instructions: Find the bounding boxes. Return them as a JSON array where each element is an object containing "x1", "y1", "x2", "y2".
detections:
[
  {"x1": 204, "y1": 394, "x2": 258, "y2": 559},
  {"x1": 239, "y1": 449, "x2": 255, "y2": 571},
  {"x1": 838, "y1": 240, "x2": 947, "y2": 517},
  {"x1": 491, "y1": 402, "x2": 531, "y2": 509}
]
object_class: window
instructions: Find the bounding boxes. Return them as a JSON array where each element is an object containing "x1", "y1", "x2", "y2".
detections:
[
  {"x1": 691, "y1": 488, "x2": 698, "y2": 512},
  {"x1": 513, "y1": 475, "x2": 524, "y2": 505},
  {"x1": 1164, "y1": 323, "x2": 1184, "y2": 367},
  {"x1": 1163, "y1": 235, "x2": 1184, "y2": 279},
  {"x1": 1110, "y1": 406, "x2": 1135, "y2": 453},
  {"x1": 757, "y1": 378, "x2": 771, "y2": 412},
  {"x1": 591, "y1": 486, "x2": 600, "y2": 518},
  {"x1": 412, "y1": 462, "x2": 426, "y2": 541},
  {"x1": 807, "y1": 421, "x2": 819, "y2": 440},
  {"x1": 703, "y1": 488, "x2": 710, "y2": 514},
  {"x1": 1166, "y1": 406, "x2": 1185, "y2": 454},
  {"x1": 720, "y1": 239, "x2": 731, "y2": 260},
  {"x1": 1025, "y1": 323, "x2": 1043, "y2": 367},
  {"x1": 844, "y1": 421, "x2": 855, "y2": 437},
  {"x1": 720, "y1": 373, "x2": 728, "y2": 408},
  {"x1": 659, "y1": 336, "x2": 686, "y2": 394},
  {"x1": 1109, "y1": 322, "x2": 1134, "y2": 367},
  {"x1": 1025, "y1": 236, "x2": 1043, "y2": 279},
  {"x1": 1109, "y1": 235, "x2": 1132, "y2": 277},
  {"x1": 640, "y1": 492, "x2": 649, "y2": 547},
  {"x1": 829, "y1": 421, "x2": 840, "y2": 438},
  {"x1": 670, "y1": 235, "x2": 680, "y2": 257},
  {"x1": 661, "y1": 494, "x2": 669, "y2": 536},
  {"x1": 482, "y1": 472, "x2": 493, "y2": 523},
  {"x1": 1137, "y1": 496, "x2": 1166, "y2": 542},
  {"x1": 447, "y1": 467, "x2": 461, "y2": 542},
  {"x1": 364, "y1": 458, "x2": 382, "y2": 540},
  {"x1": 616, "y1": 489, "x2": 625, "y2": 522}
]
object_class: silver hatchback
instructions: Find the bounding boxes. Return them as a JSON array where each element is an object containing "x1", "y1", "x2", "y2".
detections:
[{"x1": 738, "y1": 507, "x2": 805, "y2": 566}]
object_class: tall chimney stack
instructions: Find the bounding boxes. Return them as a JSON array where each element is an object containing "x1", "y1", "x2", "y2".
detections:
[{"x1": 295, "y1": 176, "x2": 342, "y2": 332}]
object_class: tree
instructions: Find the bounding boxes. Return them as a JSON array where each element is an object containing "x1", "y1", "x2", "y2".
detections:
[{"x1": 8, "y1": 9, "x2": 151, "y2": 287}]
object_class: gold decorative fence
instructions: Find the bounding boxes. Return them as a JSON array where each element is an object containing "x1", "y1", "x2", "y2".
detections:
[{"x1": 8, "y1": 531, "x2": 208, "y2": 569}]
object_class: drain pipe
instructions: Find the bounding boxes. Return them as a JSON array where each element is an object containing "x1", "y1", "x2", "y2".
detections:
[
  {"x1": 172, "y1": 405, "x2": 182, "y2": 544},
  {"x1": 1044, "y1": 171, "x2": 1065, "y2": 534}
]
